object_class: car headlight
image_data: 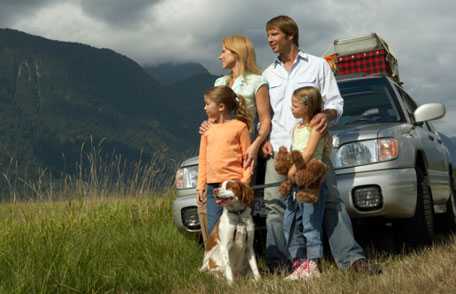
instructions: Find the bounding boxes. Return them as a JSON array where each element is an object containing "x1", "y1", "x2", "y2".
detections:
[
  {"x1": 175, "y1": 165, "x2": 198, "y2": 189},
  {"x1": 333, "y1": 138, "x2": 398, "y2": 168}
]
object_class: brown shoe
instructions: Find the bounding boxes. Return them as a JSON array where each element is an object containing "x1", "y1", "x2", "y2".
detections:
[{"x1": 350, "y1": 259, "x2": 382, "y2": 275}]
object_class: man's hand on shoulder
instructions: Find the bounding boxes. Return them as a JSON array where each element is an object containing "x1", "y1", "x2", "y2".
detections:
[
  {"x1": 310, "y1": 112, "x2": 328, "y2": 134},
  {"x1": 310, "y1": 109, "x2": 337, "y2": 133}
]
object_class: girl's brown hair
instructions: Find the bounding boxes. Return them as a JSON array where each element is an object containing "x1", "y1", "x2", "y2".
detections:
[
  {"x1": 293, "y1": 86, "x2": 332, "y2": 159},
  {"x1": 205, "y1": 86, "x2": 252, "y2": 130},
  {"x1": 293, "y1": 86, "x2": 323, "y2": 119}
]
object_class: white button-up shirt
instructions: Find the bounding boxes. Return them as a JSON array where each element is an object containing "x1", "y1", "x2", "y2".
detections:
[{"x1": 262, "y1": 51, "x2": 344, "y2": 152}]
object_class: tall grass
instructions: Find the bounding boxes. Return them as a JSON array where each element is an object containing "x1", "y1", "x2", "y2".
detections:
[
  {"x1": 0, "y1": 195, "x2": 210, "y2": 293},
  {"x1": 0, "y1": 195, "x2": 455, "y2": 293},
  {"x1": 1, "y1": 138, "x2": 177, "y2": 201}
]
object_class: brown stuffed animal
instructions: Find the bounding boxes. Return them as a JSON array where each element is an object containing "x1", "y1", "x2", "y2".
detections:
[{"x1": 274, "y1": 147, "x2": 328, "y2": 203}]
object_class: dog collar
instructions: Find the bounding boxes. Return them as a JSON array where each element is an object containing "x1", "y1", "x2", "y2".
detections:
[{"x1": 228, "y1": 207, "x2": 247, "y2": 216}]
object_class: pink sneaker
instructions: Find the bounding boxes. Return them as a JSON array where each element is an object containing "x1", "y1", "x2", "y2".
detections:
[{"x1": 285, "y1": 259, "x2": 321, "y2": 281}]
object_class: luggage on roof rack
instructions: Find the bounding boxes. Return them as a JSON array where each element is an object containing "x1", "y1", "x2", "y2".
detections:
[{"x1": 325, "y1": 33, "x2": 400, "y2": 83}]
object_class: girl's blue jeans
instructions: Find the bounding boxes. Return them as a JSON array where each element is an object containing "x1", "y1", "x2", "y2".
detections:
[
  {"x1": 206, "y1": 183, "x2": 223, "y2": 235},
  {"x1": 283, "y1": 184, "x2": 327, "y2": 261}
]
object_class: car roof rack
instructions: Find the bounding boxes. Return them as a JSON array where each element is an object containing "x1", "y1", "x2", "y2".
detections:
[
  {"x1": 336, "y1": 72, "x2": 385, "y2": 80},
  {"x1": 336, "y1": 72, "x2": 404, "y2": 85}
]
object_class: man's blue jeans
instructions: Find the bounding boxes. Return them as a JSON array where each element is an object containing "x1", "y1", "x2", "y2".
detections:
[
  {"x1": 323, "y1": 162, "x2": 365, "y2": 268},
  {"x1": 264, "y1": 157, "x2": 365, "y2": 270},
  {"x1": 283, "y1": 185, "x2": 327, "y2": 261}
]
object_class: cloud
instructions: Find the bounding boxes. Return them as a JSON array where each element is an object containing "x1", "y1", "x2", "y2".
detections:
[
  {"x1": 0, "y1": 0, "x2": 58, "y2": 26},
  {"x1": 79, "y1": 0, "x2": 161, "y2": 27},
  {"x1": 2, "y1": 0, "x2": 456, "y2": 135}
]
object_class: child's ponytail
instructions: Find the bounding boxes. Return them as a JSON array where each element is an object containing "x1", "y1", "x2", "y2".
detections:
[
  {"x1": 204, "y1": 86, "x2": 253, "y2": 131},
  {"x1": 234, "y1": 94, "x2": 252, "y2": 131}
]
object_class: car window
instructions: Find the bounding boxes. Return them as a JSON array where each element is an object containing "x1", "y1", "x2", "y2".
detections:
[
  {"x1": 395, "y1": 86, "x2": 419, "y2": 123},
  {"x1": 336, "y1": 79, "x2": 402, "y2": 127}
]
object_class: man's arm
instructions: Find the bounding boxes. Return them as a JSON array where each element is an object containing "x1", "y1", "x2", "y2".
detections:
[
  {"x1": 320, "y1": 59, "x2": 343, "y2": 124},
  {"x1": 311, "y1": 60, "x2": 344, "y2": 133}
]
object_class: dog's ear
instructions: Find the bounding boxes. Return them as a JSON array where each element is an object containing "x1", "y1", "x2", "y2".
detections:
[{"x1": 240, "y1": 183, "x2": 254, "y2": 207}]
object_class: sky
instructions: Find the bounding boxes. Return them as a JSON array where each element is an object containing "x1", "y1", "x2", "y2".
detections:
[{"x1": 1, "y1": 0, "x2": 455, "y2": 135}]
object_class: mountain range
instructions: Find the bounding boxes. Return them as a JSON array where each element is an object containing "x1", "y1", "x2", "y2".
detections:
[{"x1": 0, "y1": 28, "x2": 217, "y2": 183}]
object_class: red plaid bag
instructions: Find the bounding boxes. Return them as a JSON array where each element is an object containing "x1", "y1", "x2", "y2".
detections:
[{"x1": 335, "y1": 49, "x2": 399, "y2": 82}]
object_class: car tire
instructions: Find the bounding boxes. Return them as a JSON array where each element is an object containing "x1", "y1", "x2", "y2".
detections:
[{"x1": 400, "y1": 168, "x2": 435, "y2": 247}]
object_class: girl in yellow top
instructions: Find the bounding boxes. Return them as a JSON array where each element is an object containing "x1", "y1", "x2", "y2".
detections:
[
  {"x1": 283, "y1": 86, "x2": 331, "y2": 281},
  {"x1": 197, "y1": 86, "x2": 252, "y2": 243}
]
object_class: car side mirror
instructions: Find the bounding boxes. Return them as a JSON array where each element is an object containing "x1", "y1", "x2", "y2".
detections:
[{"x1": 414, "y1": 103, "x2": 446, "y2": 123}]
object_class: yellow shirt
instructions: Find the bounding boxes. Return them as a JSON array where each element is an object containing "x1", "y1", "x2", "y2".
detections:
[{"x1": 291, "y1": 125, "x2": 324, "y2": 160}]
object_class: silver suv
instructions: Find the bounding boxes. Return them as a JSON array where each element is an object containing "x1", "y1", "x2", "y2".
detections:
[{"x1": 172, "y1": 74, "x2": 456, "y2": 245}]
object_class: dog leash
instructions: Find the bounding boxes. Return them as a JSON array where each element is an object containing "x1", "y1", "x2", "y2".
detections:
[{"x1": 251, "y1": 181, "x2": 282, "y2": 190}]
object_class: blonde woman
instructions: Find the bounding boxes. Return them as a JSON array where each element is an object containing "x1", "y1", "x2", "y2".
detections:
[
  {"x1": 198, "y1": 35, "x2": 271, "y2": 245},
  {"x1": 214, "y1": 35, "x2": 271, "y2": 170}
]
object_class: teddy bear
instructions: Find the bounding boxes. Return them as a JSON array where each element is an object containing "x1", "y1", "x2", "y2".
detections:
[{"x1": 274, "y1": 146, "x2": 328, "y2": 203}]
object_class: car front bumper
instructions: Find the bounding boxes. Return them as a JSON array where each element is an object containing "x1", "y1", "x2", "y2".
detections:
[
  {"x1": 337, "y1": 167, "x2": 417, "y2": 218},
  {"x1": 172, "y1": 190, "x2": 200, "y2": 233},
  {"x1": 172, "y1": 167, "x2": 419, "y2": 233}
]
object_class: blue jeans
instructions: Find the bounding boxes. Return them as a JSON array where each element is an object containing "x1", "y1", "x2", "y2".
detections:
[
  {"x1": 264, "y1": 157, "x2": 366, "y2": 270},
  {"x1": 206, "y1": 183, "x2": 223, "y2": 235},
  {"x1": 283, "y1": 185, "x2": 327, "y2": 261},
  {"x1": 323, "y1": 163, "x2": 365, "y2": 269}
]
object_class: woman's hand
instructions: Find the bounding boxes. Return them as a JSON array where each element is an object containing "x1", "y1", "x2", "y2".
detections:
[
  {"x1": 199, "y1": 119, "x2": 216, "y2": 135},
  {"x1": 244, "y1": 143, "x2": 259, "y2": 173},
  {"x1": 197, "y1": 190, "x2": 207, "y2": 208},
  {"x1": 261, "y1": 141, "x2": 273, "y2": 158}
]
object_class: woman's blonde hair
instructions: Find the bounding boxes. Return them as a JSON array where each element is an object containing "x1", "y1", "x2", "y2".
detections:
[
  {"x1": 205, "y1": 86, "x2": 252, "y2": 131},
  {"x1": 223, "y1": 35, "x2": 261, "y2": 77}
]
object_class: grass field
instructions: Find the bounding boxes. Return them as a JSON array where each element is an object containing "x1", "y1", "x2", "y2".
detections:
[{"x1": 0, "y1": 193, "x2": 455, "y2": 293}]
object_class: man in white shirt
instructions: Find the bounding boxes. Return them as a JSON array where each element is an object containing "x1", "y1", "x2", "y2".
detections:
[{"x1": 262, "y1": 15, "x2": 380, "y2": 274}]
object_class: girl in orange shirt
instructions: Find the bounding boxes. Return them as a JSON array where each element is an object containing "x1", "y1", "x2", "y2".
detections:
[{"x1": 197, "y1": 86, "x2": 252, "y2": 245}]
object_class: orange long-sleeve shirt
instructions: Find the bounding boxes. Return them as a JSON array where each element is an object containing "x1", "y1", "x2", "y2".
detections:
[{"x1": 197, "y1": 120, "x2": 251, "y2": 192}]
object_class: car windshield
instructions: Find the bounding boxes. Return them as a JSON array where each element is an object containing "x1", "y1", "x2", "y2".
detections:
[{"x1": 334, "y1": 78, "x2": 402, "y2": 128}]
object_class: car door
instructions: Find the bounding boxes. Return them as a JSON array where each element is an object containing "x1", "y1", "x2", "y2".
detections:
[
  {"x1": 424, "y1": 121, "x2": 450, "y2": 202},
  {"x1": 396, "y1": 86, "x2": 448, "y2": 201}
]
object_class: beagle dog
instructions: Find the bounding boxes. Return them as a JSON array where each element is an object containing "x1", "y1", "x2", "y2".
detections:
[{"x1": 200, "y1": 180, "x2": 261, "y2": 284}]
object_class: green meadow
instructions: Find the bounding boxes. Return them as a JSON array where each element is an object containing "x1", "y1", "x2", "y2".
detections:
[{"x1": 0, "y1": 193, "x2": 455, "y2": 293}]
